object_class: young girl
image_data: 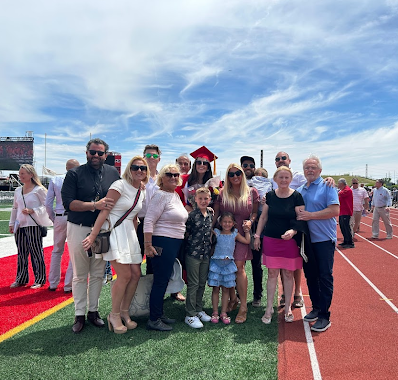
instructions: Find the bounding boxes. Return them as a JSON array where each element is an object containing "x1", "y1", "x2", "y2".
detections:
[{"x1": 208, "y1": 212, "x2": 251, "y2": 324}]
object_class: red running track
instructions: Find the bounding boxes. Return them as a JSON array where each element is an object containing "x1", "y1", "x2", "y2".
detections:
[{"x1": 278, "y1": 208, "x2": 398, "y2": 380}]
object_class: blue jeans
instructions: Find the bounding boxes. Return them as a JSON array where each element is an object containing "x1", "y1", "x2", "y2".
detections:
[
  {"x1": 149, "y1": 236, "x2": 183, "y2": 321},
  {"x1": 303, "y1": 240, "x2": 335, "y2": 320}
]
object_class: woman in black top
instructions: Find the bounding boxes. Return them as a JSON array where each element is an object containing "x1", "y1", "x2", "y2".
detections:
[{"x1": 254, "y1": 166, "x2": 305, "y2": 324}]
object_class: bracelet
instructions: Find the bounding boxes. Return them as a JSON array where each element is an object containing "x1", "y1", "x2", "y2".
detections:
[{"x1": 254, "y1": 233, "x2": 261, "y2": 239}]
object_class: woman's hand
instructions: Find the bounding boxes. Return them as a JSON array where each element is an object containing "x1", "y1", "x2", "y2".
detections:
[
  {"x1": 9, "y1": 226, "x2": 14, "y2": 234},
  {"x1": 144, "y1": 245, "x2": 157, "y2": 258},
  {"x1": 22, "y1": 208, "x2": 33, "y2": 215},
  {"x1": 242, "y1": 219, "x2": 252, "y2": 229},
  {"x1": 281, "y1": 229, "x2": 296, "y2": 240},
  {"x1": 254, "y1": 236, "x2": 261, "y2": 250},
  {"x1": 82, "y1": 234, "x2": 96, "y2": 251},
  {"x1": 260, "y1": 195, "x2": 266, "y2": 205}
]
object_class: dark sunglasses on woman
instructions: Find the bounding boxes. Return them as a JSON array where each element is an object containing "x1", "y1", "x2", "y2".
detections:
[
  {"x1": 165, "y1": 172, "x2": 180, "y2": 178},
  {"x1": 196, "y1": 160, "x2": 209, "y2": 166},
  {"x1": 131, "y1": 165, "x2": 147, "y2": 171},
  {"x1": 228, "y1": 170, "x2": 242, "y2": 178}
]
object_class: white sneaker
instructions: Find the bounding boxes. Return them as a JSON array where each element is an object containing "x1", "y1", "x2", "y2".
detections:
[
  {"x1": 197, "y1": 311, "x2": 211, "y2": 322},
  {"x1": 185, "y1": 316, "x2": 203, "y2": 329}
]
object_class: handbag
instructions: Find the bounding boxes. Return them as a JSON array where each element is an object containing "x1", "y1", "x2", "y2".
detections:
[
  {"x1": 88, "y1": 187, "x2": 142, "y2": 256},
  {"x1": 21, "y1": 188, "x2": 47, "y2": 237},
  {"x1": 127, "y1": 259, "x2": 184, "y2": 317}
]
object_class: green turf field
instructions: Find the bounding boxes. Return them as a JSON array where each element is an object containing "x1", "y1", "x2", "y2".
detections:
[{"x1": 0, "y1": 265, "x2": 278, "y2": 380}]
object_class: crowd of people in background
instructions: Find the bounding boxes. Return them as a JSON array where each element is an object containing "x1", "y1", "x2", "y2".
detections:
[{"x1": 8, "y1": 138, "x2": 395, "y2": 335}]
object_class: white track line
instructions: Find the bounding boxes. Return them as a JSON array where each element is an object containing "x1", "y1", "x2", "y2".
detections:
[
  {"x1": 337, "y1": 248, "x2": 398, "y2": 314},
  {"x1": 360, "y1": 221, "x2": 397, "y2": 239},
  {"x1": 355, "y1": 233, "x2": 398, "y2": 260},
  {"x1": 300, "y1": 307, "x2": 322, "y2": 380}
]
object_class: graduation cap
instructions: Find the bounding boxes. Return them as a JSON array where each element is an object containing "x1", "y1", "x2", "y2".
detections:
[{"x1": 190, "y1": 146, "x2": 218, "y2": 174}]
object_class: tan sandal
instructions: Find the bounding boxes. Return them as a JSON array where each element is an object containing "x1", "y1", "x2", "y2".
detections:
[
  {"x1": 235, "y1": 308, "x2": 247, "y2": 324},
  {"x1": 226, "y1": 298, "x2": 239, "y2": 313},
  {"x1": 120, "y1": 310, "x2": 137, "y2": 330}
]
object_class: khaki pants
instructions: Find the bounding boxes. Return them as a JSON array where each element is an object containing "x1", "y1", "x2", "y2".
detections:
[
  {"x1": 372, "y1": 207, "x2": 393, "y2": 238},
  {"x1": 67, "y1": 222, "x2": 106, "y2": 316}
]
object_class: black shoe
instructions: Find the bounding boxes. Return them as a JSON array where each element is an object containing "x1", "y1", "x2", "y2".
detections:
[
  {"x1": 48, "y1": 287, "x2": 57, "y2": 291},
  {"x1": 338, "y1": 242, "x2": 346, "y2": 246},
  {"x1": 341, "y1": 244, "x2": 355, "y2": 248},
  {"x1": 72, "y1": 315, "x2": 85, "y2": 334},
  {"x1": 160, "y1": 315, "x2": 176, "y2": 324},
  {"x1": 311, "y1": 318, "x2": 331, "y2": 332},
  {"x1": 64, "y1": 289, "x2": 72, "y2": 294},
  {"x1": 146, "y1": 318, "x2": 173, "y2": 331},
  {"x1": 87, "y1": 311, "x2": 105, "y2": 327},
  {"x1": 303, "y1": 309, "x2": 319, "y2": 322}
]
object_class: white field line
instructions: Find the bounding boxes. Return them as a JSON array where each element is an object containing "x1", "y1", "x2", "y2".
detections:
[
  {"x1": 337, "y1": 247, "x2": 398, "y2": 314},
  {"x1": 300, "y1": 306, "x2": 322, "y2": 380},
  {"x1": 355, "y1": 233, "x2": 398, "y2": 260},
  {"x1": 360, "y1": 221, "x2": 397, "y2": 240}
]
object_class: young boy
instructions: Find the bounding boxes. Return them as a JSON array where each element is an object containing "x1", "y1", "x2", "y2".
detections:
[{"x1": 184, "y1": 187, "x2": 213, "y2": 328}]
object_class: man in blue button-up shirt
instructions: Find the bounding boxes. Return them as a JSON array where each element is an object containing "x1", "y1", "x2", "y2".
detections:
[{"x1": 297, "y1": 155, "x2": 339, "y2": 333}]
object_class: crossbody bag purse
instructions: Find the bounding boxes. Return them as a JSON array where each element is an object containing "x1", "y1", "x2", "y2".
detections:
[
  {"x1": 21, "y1": 187, "x2": 48, "y2": 237},
  {"x1": 88, "y1": 187, "x2": 142, "y2": 256}
]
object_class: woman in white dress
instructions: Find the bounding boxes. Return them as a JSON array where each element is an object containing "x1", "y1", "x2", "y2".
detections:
[{"x1": 82, "y1": 156, "x2": 148, "y2": 334}]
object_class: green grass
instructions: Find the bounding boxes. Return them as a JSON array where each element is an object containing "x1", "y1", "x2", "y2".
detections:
[
  {"x1": 323, "y1": 174, "x2": 375, "y2": 187},
  {"x1": 0, "y1": 265, "x2": 278, "y2": 380},
  {"x1": 0, "y1": 210, "x2": 11, "y2": 237}
]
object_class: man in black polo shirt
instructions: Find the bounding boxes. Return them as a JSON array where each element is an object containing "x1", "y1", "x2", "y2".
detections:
[{"x1": 62, "y1": 138, "x2": 120, "y2": 333}]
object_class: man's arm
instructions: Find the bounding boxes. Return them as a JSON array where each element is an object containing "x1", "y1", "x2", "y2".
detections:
[
  {"x1": 45, "y1": 180, "x2": 56, "y2": 222},
  {"x1": 297, "y1": 204, "x2": 340, "y2": 221}
]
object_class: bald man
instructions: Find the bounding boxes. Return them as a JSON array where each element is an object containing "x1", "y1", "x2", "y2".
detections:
[{"x1": 46, "y1": 159, "x2": 80, "y2": 293}]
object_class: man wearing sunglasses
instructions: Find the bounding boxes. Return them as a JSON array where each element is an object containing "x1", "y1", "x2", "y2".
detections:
[
  {"x1": 240, "y1": 155, "x2": 271, "y2": 308},
  {"x1": 351, "y1": 178, "x2": 369, "y2": 235},
  {"x1": 62, "y1": 138, "x2": 120, "y2": 334},
  {"x1": 137, "y1": 144, "x2": 161, "y2": 276}
]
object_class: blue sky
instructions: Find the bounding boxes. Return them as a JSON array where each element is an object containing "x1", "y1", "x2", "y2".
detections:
[{"x1": 1, "y1": 0, "x2": 398, "y2": 182}]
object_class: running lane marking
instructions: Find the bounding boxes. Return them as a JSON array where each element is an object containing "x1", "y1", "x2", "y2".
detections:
[
  {"x1": 300, "y1": 307, "x2": 322, "y2": 380},
  {"x1": 337, "y1": 248, "x2": 398, "y2": 314},
  {"x1": 0, "y1": 297, "x2": 74, "y2": 343},
  {"x1": 355, "y1": 232, "x2": 398, "y2": 260}
]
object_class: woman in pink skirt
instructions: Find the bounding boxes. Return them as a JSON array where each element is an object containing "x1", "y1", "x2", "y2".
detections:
[{"x1": 254, "y1": 166, "x2": 305, "y2": 324}]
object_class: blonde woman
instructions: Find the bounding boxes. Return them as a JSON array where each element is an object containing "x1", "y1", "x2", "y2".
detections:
[
  {"x1": 144, "y1": 163, "x2": 188, "y2": 331},
  {"x1": 82, "y1": 156, "x2": 148, "y2": 334},
  {"x1": 9, "y1": 164, "x2": 52, "y2": 289},
  {"x1": 213, "y1": 163, "x2": 259, "y2": 323}
]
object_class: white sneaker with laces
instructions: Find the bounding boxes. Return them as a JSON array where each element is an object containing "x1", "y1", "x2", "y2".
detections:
[
  {"x1": 185, "y1": 316, "x2": 203, "y2": 329},
  {"x1": 197, "y1": 311, "x2": 211, "y2": 322}
]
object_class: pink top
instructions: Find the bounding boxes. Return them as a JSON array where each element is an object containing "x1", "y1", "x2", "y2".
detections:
[
  {"x1": 216, "y1": 187, "x2": 259, "y2": 261},
  {"x1": 144, "y1": 190, "x2": 188, "y2": 239}
]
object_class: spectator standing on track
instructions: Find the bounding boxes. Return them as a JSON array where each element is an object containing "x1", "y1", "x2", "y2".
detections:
[
  {"x1": 62, "y1": 138, "x2": 120, "y2": 334},
  {"x1": 371, "y1": 179, "x2": 393, "y2": 239},
  {"x1": 297, "y1": 155, "x2": 339, "y2": 332},
  {"x1": 351, "y1": 178, "x2": 369, "y2": 235},
  {"x1": 337, "y1": 178, "x2": 354, "y2": 248},
  {"x1": 46, "y1": 159, "x2": 80, "y2": 293}
]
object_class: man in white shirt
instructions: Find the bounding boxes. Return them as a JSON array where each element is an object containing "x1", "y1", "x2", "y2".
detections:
[
  {"x1": 351, "y1": 178, "x2": 369, "y2": 234},
  {"x1": 371, "y1": 179, "x2": 393, "y2": 239},
  {"x1": 45, "y1": 159, "x2": 79, "y2": 293}
]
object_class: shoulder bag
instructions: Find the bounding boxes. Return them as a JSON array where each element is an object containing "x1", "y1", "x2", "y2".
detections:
[{"x1": 88, "y1": 187, "x2": 141, "y2": 256}]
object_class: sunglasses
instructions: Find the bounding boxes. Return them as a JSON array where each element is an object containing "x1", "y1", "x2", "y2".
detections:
[
  {"x1": 196, "y1": 160, "x2": 209, "y2": 166},
  {"x1": 352, "y1": 182, "x2": 358, "y2": 184},
  {"x1": 275, "y1": 156, "x2": 287, "y2": 162},
  {"x1": 242, "y1": 163, "x2": 255, "y2": 169},
  {"x1": 228, "y1": 170, "x2": 243, "y2": 178},
  {"x1": 88, "y1": 150, "x2": 105, "y2": 157},
  {"x1": 165, "y1": 172, "x2": 180, "y2": 178},
  {"x1": 131, "y1": 165, "x2": 147, "y2": 171},
  {"x1": 145, "y1": 153, "x2": 160, "y2": 159}
]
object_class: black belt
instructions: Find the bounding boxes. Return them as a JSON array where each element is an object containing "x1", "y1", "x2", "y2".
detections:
[{"x1": 55, "y1": 212, "x2": 68, "y2": 216}]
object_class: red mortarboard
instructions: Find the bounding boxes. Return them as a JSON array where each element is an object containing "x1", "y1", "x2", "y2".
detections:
[
  {"x1": 190, "y1": 146, "x2": 218, "y2": 174},
  {"x1": 190, "y1": 146, "x2": 217, "y2": 162}
]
